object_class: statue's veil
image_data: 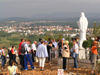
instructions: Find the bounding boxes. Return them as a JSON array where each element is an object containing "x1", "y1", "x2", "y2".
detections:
[{"x1": 78, "y1": 12, "x2": 88, "y2": 32}]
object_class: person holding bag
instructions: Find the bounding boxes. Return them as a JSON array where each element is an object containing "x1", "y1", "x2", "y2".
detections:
[{"x1": 62, "y1": 40, "x2": 70, "y2": 70}]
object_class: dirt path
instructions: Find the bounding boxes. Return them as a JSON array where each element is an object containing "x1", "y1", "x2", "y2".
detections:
[{"x1": 0, "y1": 62, "x2": 93, "y2": 75}]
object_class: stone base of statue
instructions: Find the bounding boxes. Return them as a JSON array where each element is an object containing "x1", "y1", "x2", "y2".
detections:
[{"x1": 79, "y1": 48, "x2": 86, "y2": 59}]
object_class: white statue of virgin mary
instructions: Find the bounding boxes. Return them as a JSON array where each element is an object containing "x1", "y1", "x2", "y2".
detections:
[{"x1": 77, "y1": 12, "x2": 88, "y2": 49}]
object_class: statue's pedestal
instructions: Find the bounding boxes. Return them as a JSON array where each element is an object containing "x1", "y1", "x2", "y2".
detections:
[
  {"x1": 79, "y1": 48, "x2": 86, "y2": 59},
  {"x1": 86, "y1": 48, "x2": 90, "y2": 59}
]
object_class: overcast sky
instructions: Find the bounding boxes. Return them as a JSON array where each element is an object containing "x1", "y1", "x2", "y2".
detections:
[{"x1": 0, "y1": 0, "x2": 100, "y2": 18}]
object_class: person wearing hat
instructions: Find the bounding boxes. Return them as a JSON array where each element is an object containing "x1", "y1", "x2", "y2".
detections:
[
  {"x1": 62, "y1": 40, "x2": 70, "y2": 70},
  {"x1": 91, "y1": 41, "x2": 100, "y2": 74}
]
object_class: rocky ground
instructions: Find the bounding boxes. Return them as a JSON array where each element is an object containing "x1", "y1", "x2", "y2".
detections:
[
  {"x1": 0, "y1": 62, "x2": 97, "y2": 75},
  {"x1": 0, "y1": 58, "x2": 99, "y2": 75}
]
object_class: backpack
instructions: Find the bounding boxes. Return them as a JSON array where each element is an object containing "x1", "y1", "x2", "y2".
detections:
[
  {"x1": 8, "y1": 50, "x2": 12, "y2": 56},
  {"x1": 21, "y1": 43, "x2": 27, "y2": 55}
]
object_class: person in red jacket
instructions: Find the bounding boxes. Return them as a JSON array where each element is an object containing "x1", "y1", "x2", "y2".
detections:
[
  {"x1": 18, "y1": 38, "x2": 24, "y2": 70},
  {"x1": 18, "y1": 39, "x2": 24, "y2": 55}
]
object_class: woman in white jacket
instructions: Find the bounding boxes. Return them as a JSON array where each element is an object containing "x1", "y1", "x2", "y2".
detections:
[{"x1": 36, "y1": 40, "x2": 48, "y2": 71}]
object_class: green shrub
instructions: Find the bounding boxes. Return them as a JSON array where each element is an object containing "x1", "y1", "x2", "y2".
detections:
[
  {"x1": 82, "y1": 40, "x2": 91, "y2": 49},
  {"x1": 69, "y1": 42, "x2": 73, "y2": 49},
  {"x1": 88, "y1": 39, "x2": 93, "y2": 47}
]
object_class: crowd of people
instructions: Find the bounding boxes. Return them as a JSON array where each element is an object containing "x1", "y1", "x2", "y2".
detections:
[{"x1": 0, "y1": 37, "x2": 100, "y2": 75}]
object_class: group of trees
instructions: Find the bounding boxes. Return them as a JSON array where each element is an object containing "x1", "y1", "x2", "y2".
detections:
[
  {"x1": 0, "y1": 31, "x2": 12, "y2": 37},
  {"x1": 93, "y1": 22, "x2": 100, "y2": 38},
  {"x1": 44, "y1": 34, "x2": 65, "y2": 41}
]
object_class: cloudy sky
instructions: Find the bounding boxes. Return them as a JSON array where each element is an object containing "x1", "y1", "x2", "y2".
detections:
[{"x1": 0, "y1": 0, "x2": 100, "y2": 18}]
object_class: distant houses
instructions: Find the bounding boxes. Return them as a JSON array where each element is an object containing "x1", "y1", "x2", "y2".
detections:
[{"x1": 0, "y1": 21, "x2": 93, "y2": 37}]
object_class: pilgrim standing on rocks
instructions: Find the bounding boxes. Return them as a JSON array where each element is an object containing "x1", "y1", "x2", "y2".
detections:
[
  {"x1": 36, "y1": 40, "x2": 48, "y2": 71},
  {"x1": 62, "y1": 41, "x2": 70, "y2": 70}
]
